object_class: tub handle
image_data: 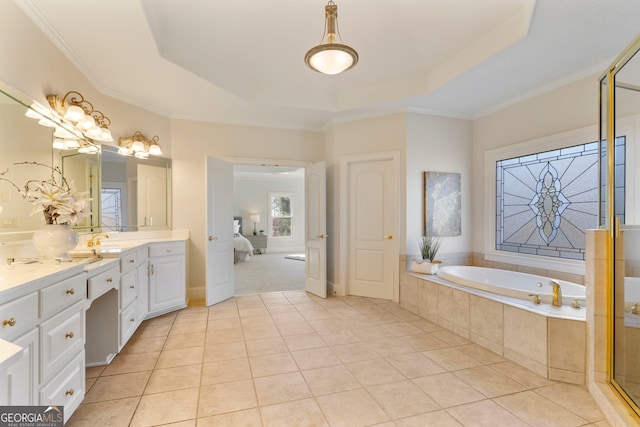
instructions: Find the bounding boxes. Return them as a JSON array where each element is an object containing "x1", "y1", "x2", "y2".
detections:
[{"x1": 528, "y1": 294, "x2": 541, "y2": 304}]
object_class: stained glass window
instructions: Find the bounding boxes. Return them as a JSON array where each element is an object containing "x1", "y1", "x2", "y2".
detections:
[{"x1": 496, "y1": 138, "x2": 625, "y2": 260}]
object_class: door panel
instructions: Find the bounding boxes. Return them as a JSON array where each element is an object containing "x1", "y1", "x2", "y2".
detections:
[
  {"x1": 349, "y1": 160, "x2": 396, "y2": 300},
  {"x1": 137, "y1": 164, "x2": 167, "y2": 229},
  {"x1": 305, "y1": 161, "x2": 327, "y2": 298},
  {"x1": 206, "y1": 156, "x2": 235, "y2": 306}
]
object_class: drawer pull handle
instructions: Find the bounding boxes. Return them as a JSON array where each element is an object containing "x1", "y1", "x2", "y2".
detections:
[
  {"x1": 66, "y1": 288, "x2": 75, "y2": 295},
  {"x1": 129, "y1": 259, "x2": 135, "y2": 263},
  {"x1": 166, "y1": 249, "x2": 172, "y2": 253},
  {"x1": 106, "y1": 278, "x2": 113, "y2": 283},
  {"x1": 66, "y1": 388, "x2": 74, "y2": 396},
  {"x1": 130, "y1": 318, "x2": 135, "y2": 322},
  {"x1": 2, "y1": 317, "x2": 16, "y2": 327},
  {"x1": 65, "y1": 332, "x2": 74, "y2": 339},
  {"x1": 129, "y1": 285, "x2": 135, "y2": 289}
]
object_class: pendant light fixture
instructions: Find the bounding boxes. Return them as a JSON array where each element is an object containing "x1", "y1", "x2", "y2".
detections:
[{"x1": 305, "y1": 1, "x2": 358, "y2": 75}]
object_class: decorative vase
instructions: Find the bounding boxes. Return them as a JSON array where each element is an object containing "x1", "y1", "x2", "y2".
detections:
[
  {"x1": 411, "y1": 259, "x2": 440, "y2": 274},
  {"x1": 32, "y1": 224, "x2": 79, "y2": 261}
]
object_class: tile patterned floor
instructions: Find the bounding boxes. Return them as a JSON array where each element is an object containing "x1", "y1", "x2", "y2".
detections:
[{"x1": 68, "y1": 291, "x2": 610, "y2": 426}]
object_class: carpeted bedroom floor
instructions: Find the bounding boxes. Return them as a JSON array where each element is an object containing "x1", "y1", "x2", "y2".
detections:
[{"x1": 234, "y1": 252, "x2": 305, "y2": 295}]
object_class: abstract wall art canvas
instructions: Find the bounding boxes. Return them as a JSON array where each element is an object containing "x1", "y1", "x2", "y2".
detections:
[{"x1": 424, "y1": 171, "x2": 461, "y2": 237}]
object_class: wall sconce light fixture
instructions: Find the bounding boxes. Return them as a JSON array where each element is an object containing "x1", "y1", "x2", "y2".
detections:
[{"x1": 118, "y1": 131, "x2": 162, "y2": 158}]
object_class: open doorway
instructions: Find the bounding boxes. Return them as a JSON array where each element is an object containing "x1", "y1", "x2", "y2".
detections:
[{"x1": 232, "y1": 165, "x2": 306, "y2": 295}]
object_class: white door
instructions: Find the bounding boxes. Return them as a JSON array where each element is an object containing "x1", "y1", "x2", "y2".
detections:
[
  {"x1": 305, "y1": 161, "x2": 327, "y2": 298},
  {"x1": 137, "y1": 164, "x2": 167, "y2": 229},
  {"x1": 205, "y1": 156, "x2": 235, "y2": 306},
  {"x1": 348, "y1": 159, "x2": 397, "y2": 300}
]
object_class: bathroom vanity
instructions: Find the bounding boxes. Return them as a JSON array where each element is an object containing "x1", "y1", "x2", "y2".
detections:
[{"x1": 0, "y1": 231, "x2": 188, "y2": 422}]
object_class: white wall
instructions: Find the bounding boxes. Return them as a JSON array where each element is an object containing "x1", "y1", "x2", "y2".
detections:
[
  {"x1": 234, "y1": 173, "x2": 305, "y2": 253},
  {"x1": 406, "y1": 113, "x2": 473, "y2": 260}
]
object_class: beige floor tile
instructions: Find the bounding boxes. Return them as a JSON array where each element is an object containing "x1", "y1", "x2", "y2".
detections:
[
  {"x1": 67, "y1": 396, "x2": 139, "y2": 427},
  {"x1": 83, "y1": 371, "x2": 152, "y2": 403},
  {"x1": 408, "y1": 319, "x2": 443, "y2": 333},
  {"x1": 266, "y1": 305, "x2": 299, "y2": 315},
  {"x1": 163, "y1": 332, "x2": 206, "y2": 350},
  {"x1": 381, "y1": 322, "x2": 424, "y2": 336},
  {"x1": 490, "y1": 360, "x2": 555, "y2": 389},
  {"x1": 174, "y1": 310, "x2": 209, "y2": 324},
  {"x1": 331, "y1": 342, "x2": 379, "y2": 364},
  {"x1": 412, "y1": 373, "x2": 484, "y2": 408},
  {"x1": 142, "y1": 312, "x2": 177, "y2": 326},
  {"x1": 207, "y1": 317, "x2": 242, "y2": 330},
  {"x1": 494, "y1": 390, "x2": 588, "y2": 426},
  {"x1": 85, "y1": 377, "x2": 97, "y2": 393},
  {"x1": 203, "y1": 341, "x2": 247, "y2": 362},
  {"x1": 300, "y1": 308, "x2": 333, "y2": 321},
  {"x1": 242, "y1": 323, "x2": 281, "y2": 340},
  {"x1": 201, "y1": 358, "x2": 252, "y2": 385},
  {"x1": 169, "y1": 320, "x2": 207, "y2": 336},
  {"x1": 155, "y1": 346, "x2": 204, "y2": 369},
  {"x1": 198, "y1": 380, "x2": 258, "y2": 418},
  {"x1": 283, "y1": 332, "x2": 326, "y2": 351},
  {"x1": 291, "y1": 346, "x2": 341, "y2": 370},
  {"x1": 260, "y1": 398, "x2": 329, "y2": 427},
  {"x1": 101, "y1": 352, "x2": 160, "y2": 376},
  {"x1": 534, "y1": 383, "x2": 605, "y2": 423},
  {"x1": 446, "y1": 399, "x2": 529, "y2": 427},
  {"x1": 245, "y1": 336, "x2": 288, "y2": 356},
  {"x1": 197, "y1": 408, "x2": 262, "y2": 427},
  {"x1": 250, "y1": 352, "x2": 298, "y2": 377},
  {"x1": 302, "y1": 365, "x2": 361, "y2": 396},
  {"x1": 145, "y1": 364, "x2": 202, "y2": 394},
  {"x1": 207, "y1": 308, "x2": 239, "y2": 320},
  {"x1": 367, "y1": 380, "x2": 440, "y2": 419},
  {"x1": 236, "y1": 295, "x2": 266, "y2": 308},
  {"x1": 396, "y1": 333, "x2": 450, "y2": 351},
  {"x1": 423, "y1": 348, "x2": 483, "y2": 371},
  {"x1": 130, "y1": 387, "x2": 199, "y2": 427},
  {"x1": 316, "y1": 329, "x2": 362, "y2": 346},
  {"x1": 351, "y1": 325, "x2": 394, "y2": 341},
  {"x1": 455, "y1": 343, "x2": 505, "y2": 365},
  {"x1": 254, "y1": 372, "x2": 313, "y2": 406},
  {"x1": 394, "y1": 410, "x2": 463, "y2": 427},
  {"x1": 161, "y1": 420, "x2": 196, "y2": 427},
  {"x1": 346, "y1": 358, "x2": 406, "y2": 386},
  {"x1": 271, "y1": 311, "x2": 305, "y2": 324},
  {"x1": 85, "y1": 365, "x2": 106, "y2": 379},
  {"x1": 205, "y1": 327, "x2": 244, "y2": 345},
  {"x1": 134, "y1": 323, "x2": 171, "y2": 339},
  {"x1": 240, "y1": 314, "x2": 274, "y2": 328},
  {"x1": 239, "y1": 306, "x2": 270, "y2": 317},
  {"x1": 371, "y1": 337, "x2": 417, "y2": 357},
  {"x1": 386, "y1": 352, "x2": 446, "y2": 378},
  {"x1": 431, "y1": 330, "x2": 471, "y2": 346},
  {"x1": 276, "y1": 320, "x2": 315, "y2": 336},
  {"x1": 316, "y1": 388, "x2": 390, "y2": 427},
  {"x1": 453, "y1": 366, "x2": 528, "y2": 398},
  {"x1": 119, "y1": 336, "x2": 166, "y2": 354}
]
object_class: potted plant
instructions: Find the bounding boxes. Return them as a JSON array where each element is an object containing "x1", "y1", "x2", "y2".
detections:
[
  {"x1": 259, "y1": 229, "x2": 265, "y2": 235},
  {"x1": 411, "y1": 234, "x2": 442, "y2": 274}
]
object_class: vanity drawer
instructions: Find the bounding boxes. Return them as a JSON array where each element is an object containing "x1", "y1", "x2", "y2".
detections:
[
  {"x1": 120, "y1": 269, "x2": 138, "y2": 309},
  {"x1": 120, "y1": 249, "x2": 146, "y2": 271},
  {"x1": 119, "y1": 300, "x2": 138, "y2": 348},
  {"x1": 87, "y1": 266, "x2": 119, "y2": 300},
  {"x1": 40, "y1": 274, "x2": 86, "y2": 319},
  {"x1": 40, "y1": 300, "x2": 84, "y2": 383},
  {"x1": 0, "y1": 292, "x2": 38, "y2": 341},
  {"x1": 149, "y1": 242, "x2": 185, "y2": 257},
  {"x1": 40, "y1": 350, "x2": 84, "y2": 424}
]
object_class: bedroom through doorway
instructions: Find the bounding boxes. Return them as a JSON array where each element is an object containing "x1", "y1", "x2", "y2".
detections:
[{"x1": 232, "y1": 164, "x2": 306, "y2": 295}]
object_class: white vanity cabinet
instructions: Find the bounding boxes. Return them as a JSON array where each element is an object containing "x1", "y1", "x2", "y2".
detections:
[
  {"x1": 0, "y1": 269, "x2": 86, "y2": 422},
  {"x1": 119, "y1": 248, "x2": 147, "y2": 349},
  {"x1": 148, "y1": 241, "x2": 186, "y2": 316}
]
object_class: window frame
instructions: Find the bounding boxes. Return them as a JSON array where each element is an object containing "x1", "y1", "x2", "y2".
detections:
[{"x1": 268, "y1": 192, "x2": 294, "y2": 239}]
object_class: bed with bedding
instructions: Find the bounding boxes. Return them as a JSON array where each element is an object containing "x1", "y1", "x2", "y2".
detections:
[{"x1": 234, "y1": 216, "x2": 254, "y2": 263}]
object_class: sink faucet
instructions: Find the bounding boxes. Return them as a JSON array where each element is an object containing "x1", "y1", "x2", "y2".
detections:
[
  {"x1": 549, "y1": 280, "x2": 562, "y2": 307},
  {"x1": 87, "y1": 233, "x2": 109, "y2": 248}
]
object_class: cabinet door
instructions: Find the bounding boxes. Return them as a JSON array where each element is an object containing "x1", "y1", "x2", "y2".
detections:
[
  {"x1": 137, "y1": 263, "x2": 149, "y2": 322},
  {"x1": 149, "y1": 255, "x2": 185, "y2": 315},
  {"x1": 0, "y1": 328, "x2": 38, "y2": 405}
]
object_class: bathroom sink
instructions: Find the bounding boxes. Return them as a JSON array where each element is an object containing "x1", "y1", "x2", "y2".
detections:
[{"x1": 69, "y1": 247, "x2": 121, "y2": 258}]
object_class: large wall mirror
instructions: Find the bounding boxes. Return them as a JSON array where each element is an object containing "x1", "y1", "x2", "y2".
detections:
[{"x1": 0, "y1": 81, "x2": 172, "y2": 240}]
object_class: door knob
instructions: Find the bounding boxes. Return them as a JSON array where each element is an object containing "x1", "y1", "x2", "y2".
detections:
[
  {"x1": 208, "y1": 236, "x2": 218, "y2": 241},
  {"x1": 384, "y1": 235, "x2": 393, "y2": 240},
  {"x1": 316, "y1": 234, "x2": 327, "y2": 239}
]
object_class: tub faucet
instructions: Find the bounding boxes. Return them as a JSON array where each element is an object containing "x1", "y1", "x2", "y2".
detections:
[{"x1": 549, "y1": 280, "x2": 562, "y2": 307}]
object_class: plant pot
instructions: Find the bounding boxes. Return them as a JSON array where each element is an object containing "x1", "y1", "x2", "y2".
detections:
[
  {"x1": 32, "y1": 224, "x2": 78, "y2": 261},
  {"x1": 411, "y1": 259, "x2": 440, "y2": 274}
]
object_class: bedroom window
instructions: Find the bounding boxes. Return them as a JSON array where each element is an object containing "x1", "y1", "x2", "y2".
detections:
[
  {"x1": 495, "y1": 138, "x2": 626, "y2": 261},
  {"x1": 270, "y1": 193, "x2": 293, "y2": 238}
]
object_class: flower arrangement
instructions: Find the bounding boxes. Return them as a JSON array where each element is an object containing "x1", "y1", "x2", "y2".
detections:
[{"x1": 0, "y1": 162, "x2": 90, "y2": 225}]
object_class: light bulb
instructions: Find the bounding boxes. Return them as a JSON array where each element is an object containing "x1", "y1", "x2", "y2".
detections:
[
  {"x1": 148, "y1": 144, "x2": 163, "y2": 156},
  {"x1": 64, "y1": 105, "x2": 84, "y2": 122},
  {"x1": 77, "y1": 114, "x2": 95, "y2": 130},
  {"x1": 52, "y1": 139, "x2": 66, "y2": 150}
]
